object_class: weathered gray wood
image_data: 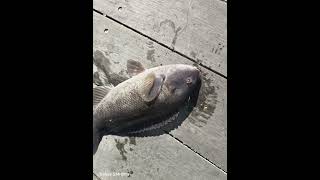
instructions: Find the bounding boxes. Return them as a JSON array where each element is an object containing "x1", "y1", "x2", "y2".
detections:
[
  {"x1": 93, "y1": 12, "x2": 227, "y2": 173},
  {"x1": 93, "y1": 135, "x2": 226, "y2": 180},
  {"x1": 93, "y1": 173, "x2": 100, "y2": 180},
  {"x1": 93, "y1": 0, "x2": 227, "y2": 76}
]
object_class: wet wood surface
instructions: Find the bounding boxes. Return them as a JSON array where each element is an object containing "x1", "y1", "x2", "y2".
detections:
[
  {"x1": 93, "y1": 0, "x2": 227, "y2": 178},
  {"x1": 93, "y1": 135, "x2": 226, "y2": 180},
  {"x1": 93, "y1": 0, "x2": 227, "y2": 77}
]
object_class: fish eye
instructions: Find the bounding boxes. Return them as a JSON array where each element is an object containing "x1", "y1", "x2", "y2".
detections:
[{"x1": 186, "y1": 77, "x2": 193, "y2": 85}]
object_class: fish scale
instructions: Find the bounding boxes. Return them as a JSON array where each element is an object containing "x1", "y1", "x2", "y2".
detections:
[{"x1": 93, "y1": 60, "x2": 200, "y2": 154}]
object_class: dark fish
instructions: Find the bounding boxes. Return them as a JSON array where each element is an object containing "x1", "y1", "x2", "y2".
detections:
[{"x1": 93, "y1": 60, "x2": 200, "y2": 154}]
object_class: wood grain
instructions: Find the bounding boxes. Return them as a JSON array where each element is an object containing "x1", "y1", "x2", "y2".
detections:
[
  {"x1": 93, "y1": 135, "x2": 227, "y2": 180},
  {"x1": 93, "y1": 11, "x2": 227, "y2": 175},
  {"x1": 93, "y1": 0, "x2": 227, "y2": 76}
]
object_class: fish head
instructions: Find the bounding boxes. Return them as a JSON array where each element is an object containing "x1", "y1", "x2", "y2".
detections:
[
  {"x1": 129, "y1": 62, "x2": 201, "y2": 107},
  {"x1": 159, "y1": 64, "x2": 200, "y2": 104}
]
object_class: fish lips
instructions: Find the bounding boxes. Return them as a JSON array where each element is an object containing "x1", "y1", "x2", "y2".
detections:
[{"x1": 187, "y1": 67, "x2": 201, "y2": 87}]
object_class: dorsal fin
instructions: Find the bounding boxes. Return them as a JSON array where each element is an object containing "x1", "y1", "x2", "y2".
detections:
[
  {"x1": 93, "y1": 85, "x2": 113, "y2": 106},
  {"x1": 127, "y1": 59, "x2": 145, "y2": 77}
]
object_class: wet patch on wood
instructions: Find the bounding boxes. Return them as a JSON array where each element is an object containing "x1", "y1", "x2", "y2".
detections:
[
  {"x1": 115, "y1": 138, "x2": 128, "y2": 161},
  {"x1": 93, "y1": 49, "x2": 129, "y2": 86}
]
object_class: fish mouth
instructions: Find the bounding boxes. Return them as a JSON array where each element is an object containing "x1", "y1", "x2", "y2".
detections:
[
  {"x1": 194, "y1": 67, "x2": 200, "y2": 78},
  {"x1": 190, "y1": 66, "x2": 201, "y2": 84}
]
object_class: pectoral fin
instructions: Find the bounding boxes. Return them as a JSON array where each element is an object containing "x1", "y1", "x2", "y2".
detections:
[{"x1": 138, "y1": 72, "x2": 165, "y2": 102}]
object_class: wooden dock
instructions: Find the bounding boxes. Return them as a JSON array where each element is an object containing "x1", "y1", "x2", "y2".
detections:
[{"x1": 93, "y1": 0, "x2": 227, "y2": 179}]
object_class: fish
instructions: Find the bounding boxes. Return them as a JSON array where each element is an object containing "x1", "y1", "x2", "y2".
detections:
[{"x1": 93, "y1": 60, "x2": 200, "y2": 154}]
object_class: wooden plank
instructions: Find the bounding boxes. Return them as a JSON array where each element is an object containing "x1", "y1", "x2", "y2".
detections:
[
  {"x1": 93, "y1": 12, "x2": 227, "y2": 172},
  {"x1": 93, "y1": 0, "x2": 227, "y2": 76},
  {"x1": 93, "y1": 174, "x2": 100, "y2": 180},
  {"x1": 93, "y1": 135, "x2": 227, "y2": 180}
]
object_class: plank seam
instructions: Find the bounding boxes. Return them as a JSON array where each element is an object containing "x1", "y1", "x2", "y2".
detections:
[
  {"x1": 164, "y1": 130, "x2": 227, "y2": 174},
  {"x1": 94, "y1": 8, "x2": 227, "y2": 173},
  {"x1": 93, "y1": 9, "x2": 227, "y2": 79},
  {"x1": 93, "y1": 171, "x2": 102, "y2": 180},
  {"x1": 93, "y1": 9, "x2": 103, "y2": 15}
]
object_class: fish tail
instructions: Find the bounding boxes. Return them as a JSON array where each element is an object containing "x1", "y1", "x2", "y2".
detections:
[
  {"x1": 93, "y1": 115, "x2": 105, "y2": 155},
  {"x1": 93, "y1": 115, "x2": 112, "y2": 154},
  {"x1": 93, "y1": 125, "x2": 103, "y2": 155}
]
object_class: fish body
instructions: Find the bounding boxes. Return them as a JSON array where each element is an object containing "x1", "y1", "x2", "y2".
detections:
[{"x1": 93, "y1": 60, "x2": 200, "y2": 154}]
